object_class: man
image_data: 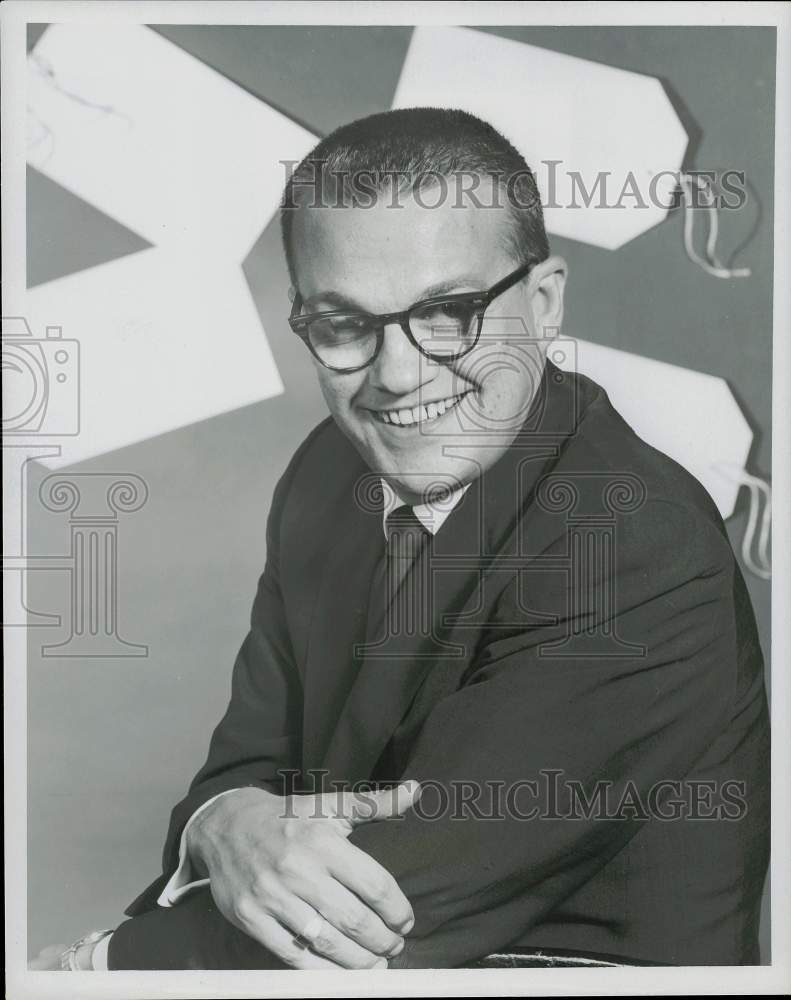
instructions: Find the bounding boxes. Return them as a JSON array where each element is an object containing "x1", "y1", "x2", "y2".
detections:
[{"x1": 45, "y1": 108, "x2": 769, "y2": 970}]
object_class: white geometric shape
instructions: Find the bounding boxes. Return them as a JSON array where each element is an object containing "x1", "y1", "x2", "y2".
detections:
[
  {"x1": 393, "y1": 27, "x2": 688, "y2": 250},
  {"x1": 547, "y1": 339, "x2": 752, "y2": 519},
  {"x1": 23, "y1": 24, "x2": 319, "y2": 469},
  {"x1": 24, "y1": 247, "x2": 285, "y2": 469},
  {"x1": 27, "y1": 24, "x2": 317, "y2": 257}
]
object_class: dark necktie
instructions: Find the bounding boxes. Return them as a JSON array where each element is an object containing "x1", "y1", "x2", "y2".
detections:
[
  {"x1": 363, "y1": 505, "x2": 430, "y2": 649},
  {"x1": 385, "y1": 505, "x2": 431, "y2": 595}
]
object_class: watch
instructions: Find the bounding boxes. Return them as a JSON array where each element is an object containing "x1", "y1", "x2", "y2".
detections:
[{"x1": 60, "y1": 929, "x2": 113, "y2": 971}]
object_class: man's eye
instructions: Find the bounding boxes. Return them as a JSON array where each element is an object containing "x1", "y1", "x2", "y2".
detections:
[
  {"x1": 438, "y1": 301, "x2": 470, "y2": 321},
  {"x1": 320, "y1": 314, "x2": 370, "y2": 333},
  {"x1": 422, "y1": 301, "x2": 474, "y2": 325},
  {"x1": 337, "y1": 315, "x2": 370, "y2": 330},
  {"x1": 309, "y1": 313, "x2": 374, "y2": 347}
]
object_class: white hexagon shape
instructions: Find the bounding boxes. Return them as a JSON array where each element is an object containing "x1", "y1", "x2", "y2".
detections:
[
  {"x1": 547, "y1": 338, "x2": 752, "y2": 519},
  {"x1": 393, "y1": 27, "x2": 689, "y2": 250}
]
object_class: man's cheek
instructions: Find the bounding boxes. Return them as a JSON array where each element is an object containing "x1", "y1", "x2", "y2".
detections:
[
  {"x1": 479, "y1": 371, "x2": 536, "y2": 429},
  {"x1": 317, "y1": 377, "x2": 354, "y2": 420}
]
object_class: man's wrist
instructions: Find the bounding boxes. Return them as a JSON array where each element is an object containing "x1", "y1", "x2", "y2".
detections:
[
  {"x1": 60, "y1": 929, "x2": 113, "y2": 971},
  {"x1": 75, "y1": 940, "x2": 97, "y2": 970},
  {"x1": 186, "y1": 786, "x2": 281, "y2": 877}
]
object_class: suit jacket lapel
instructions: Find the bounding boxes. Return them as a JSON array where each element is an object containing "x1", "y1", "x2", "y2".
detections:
[
  {"x1": 320, "y1": 477, "x2": 485, "y2": 785},
  {"x1": 313, "y1": 359, "x2": 581, "y2": 786},
  {"x1": 300, "y1": 484, "x2": 383, "y2": 776}
]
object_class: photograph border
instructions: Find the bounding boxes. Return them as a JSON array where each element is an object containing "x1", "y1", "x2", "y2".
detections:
[{"x1": 3, "y1": 2, "x2": 789, "y2": 997}]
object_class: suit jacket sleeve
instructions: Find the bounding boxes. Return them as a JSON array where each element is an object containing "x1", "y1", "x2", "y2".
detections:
[
  {"x1": 125, "y1": 449, "x2": 306, "y2": 917},
  {"x1": 347, "y1": 497, "x2": 757, "y2": 968}
]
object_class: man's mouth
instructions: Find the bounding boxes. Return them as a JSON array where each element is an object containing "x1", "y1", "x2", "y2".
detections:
[{"x1": 370, "y1": 393, "x2": 469, "y2": 426}]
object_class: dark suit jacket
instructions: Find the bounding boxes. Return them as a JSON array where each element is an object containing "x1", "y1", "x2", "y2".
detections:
[{"x1": 110, "y1": 360, "x2": 770, "y2": 968}]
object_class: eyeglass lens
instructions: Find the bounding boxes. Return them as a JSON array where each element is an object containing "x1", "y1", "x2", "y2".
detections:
[{"x1": 306, "y1": 298, "x2": 481, "y2": 370}]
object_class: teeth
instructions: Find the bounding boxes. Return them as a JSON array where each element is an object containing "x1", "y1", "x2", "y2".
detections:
[{"x1": 377, "y1": 394, "x2": 464, "y2": 425}]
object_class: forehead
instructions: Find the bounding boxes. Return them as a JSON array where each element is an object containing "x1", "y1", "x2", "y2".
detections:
[{"x1": 290, "y1": 176, "x2": 515, "y2": 306}]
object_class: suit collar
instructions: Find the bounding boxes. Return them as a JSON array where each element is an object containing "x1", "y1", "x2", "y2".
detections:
[{"x1": 379, "y1": 476, "x2": 471, "y2": 537}]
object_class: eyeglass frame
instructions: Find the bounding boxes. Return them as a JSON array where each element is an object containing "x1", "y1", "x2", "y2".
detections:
[{"x1": 287, "y1": 257, "x2": 542, "y2": 374}]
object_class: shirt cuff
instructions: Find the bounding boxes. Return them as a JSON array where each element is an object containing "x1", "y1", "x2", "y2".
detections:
[
  {"x1": 90, "y1": 932, "x2": 112, "y2": 970},
  {"x1": 156, "y1": 789, "x2": 241, "y2": 907}
]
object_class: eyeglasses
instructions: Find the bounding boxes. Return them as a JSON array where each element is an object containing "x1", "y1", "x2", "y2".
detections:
[{"x1": 288, "y1": 258, "x2": 540, "y2": 374}]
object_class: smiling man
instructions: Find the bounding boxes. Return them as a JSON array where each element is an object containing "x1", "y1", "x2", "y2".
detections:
[
  {"x1": 285, "y1": 154, "x2": 562, "y2": 505},
  {"x1": 46, "y1": 108, "x2": 769, "y2": 972}
]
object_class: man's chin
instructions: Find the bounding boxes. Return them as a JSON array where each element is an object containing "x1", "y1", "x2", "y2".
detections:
[
  {"x1": 348, "y1": 433, "x2": 475, "y2": 502},
  {"x1": 380, "y1": 467, "x2": 471, "y2": 505}
]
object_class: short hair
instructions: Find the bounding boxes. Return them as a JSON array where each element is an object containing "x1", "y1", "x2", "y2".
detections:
[{"x1": 280, "y1": 107, "x2": 550, "y2": 290}]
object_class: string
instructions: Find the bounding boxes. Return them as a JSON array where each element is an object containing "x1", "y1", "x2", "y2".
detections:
[
  {"x1": 26, "y1": 103, "x2": 55, "y2": 166},
  {"x1": 30, "y1": 53, "x2": 133, "y2": 124},
  {"x1": 679, "y1": 173, "x2": 751, "y2": 280},
  {"x1": 712, "y1": 463, "x2": 771, "y2": 580}
]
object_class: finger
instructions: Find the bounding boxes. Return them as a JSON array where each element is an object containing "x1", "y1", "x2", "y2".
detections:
[
  {"x1": 265, "y1": 894, "x2": 388, "y2": 970},
  {"x1": 238, "y1": 912, "x2": 345, "y2": 970},
  {"x1": 262, "y1": 913, "x2": 346, "y2": 970},
  {"x1": 325, "y1": 837, "x2": 414, "y2": 933},
  {"x1": 301, "y1": 875, "x2": 405, "y2": 957},
  {"x1": 343, "y1": 780, "x2": 422, "y2": 826}
]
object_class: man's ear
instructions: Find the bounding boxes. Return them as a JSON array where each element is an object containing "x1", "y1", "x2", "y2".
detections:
[{"x1": 527, "y1": 255, "x2": 568, "y2": 336}]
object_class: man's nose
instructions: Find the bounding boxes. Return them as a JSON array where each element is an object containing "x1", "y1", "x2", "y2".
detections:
[{"x1": 369, "y1": 321, "x2": 431, "y2": 395}]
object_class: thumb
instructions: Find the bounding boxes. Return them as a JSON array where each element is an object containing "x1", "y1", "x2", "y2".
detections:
[{"x1": 344, "y1": 780, "x2": 422, "y2": 826}]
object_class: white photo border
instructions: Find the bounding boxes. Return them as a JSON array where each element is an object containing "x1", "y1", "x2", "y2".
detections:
[{"x1": 3, "y1": 2, "x2": 789, "y2": 997}]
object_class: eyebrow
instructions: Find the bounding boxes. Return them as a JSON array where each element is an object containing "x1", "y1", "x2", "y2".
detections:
[{"x1": 302, "y1": 274, "x2": 486, "y2": 313}]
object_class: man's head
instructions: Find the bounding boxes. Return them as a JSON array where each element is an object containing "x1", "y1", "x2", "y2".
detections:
[{"x1": 281, "y1": 107, "x2": 567, "y2": 504}]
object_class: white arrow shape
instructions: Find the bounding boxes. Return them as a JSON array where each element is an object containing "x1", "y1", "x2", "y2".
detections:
[{"x1": 23, "y1": 24, "x2": 317, "y2": 469}]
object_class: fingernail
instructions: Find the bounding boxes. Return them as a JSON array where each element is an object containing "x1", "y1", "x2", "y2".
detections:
[
  {"x1": 375, "y1": 958, "x2": 388, "y2": 969},
  {"x1": 401, "y1": 918, "x2": 414, "y2": 934},
  {"x1": 389, "y1": 939, "x2": 404, "y2": 956}
]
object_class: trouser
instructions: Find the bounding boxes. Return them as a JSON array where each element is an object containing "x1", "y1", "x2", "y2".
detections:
[{"x1": 107, "y1": 887, "x2": 658, "y2": 970}]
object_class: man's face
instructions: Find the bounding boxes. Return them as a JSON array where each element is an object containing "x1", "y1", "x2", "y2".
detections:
[{"x1": 291, "y1": 177, "x2": 567, "y2": 503}]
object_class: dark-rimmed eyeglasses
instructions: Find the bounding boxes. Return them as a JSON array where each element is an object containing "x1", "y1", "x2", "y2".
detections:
[{"x1": 288, "y1": 258, "x2": 540, "y2": 374}]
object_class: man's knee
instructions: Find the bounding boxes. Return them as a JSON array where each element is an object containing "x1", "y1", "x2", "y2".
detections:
[{"x1": 108, "y1": 887, "x2": 284, "y2": 970}]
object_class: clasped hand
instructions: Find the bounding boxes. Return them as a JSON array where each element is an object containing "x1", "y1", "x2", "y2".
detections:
[{"x1": 187, "y1": 781, "x2": 421, "y2": 969}]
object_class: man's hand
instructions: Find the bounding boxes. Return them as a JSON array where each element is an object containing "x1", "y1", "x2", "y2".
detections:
[
  {"x1": 29, "y1": 938, "x2": 99, "y2": 970},
  {"x1": 187, "y1": 781, "x2": 421, "y2": 969}
]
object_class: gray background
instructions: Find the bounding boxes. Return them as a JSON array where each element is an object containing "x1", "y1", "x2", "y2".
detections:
[{"x1": 25, "y1": 25, "x2": 774, "y2": 960}]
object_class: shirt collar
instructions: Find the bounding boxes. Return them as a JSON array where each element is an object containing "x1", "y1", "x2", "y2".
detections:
[{"x1": 380, "y1": 478, "x2": 470, "y2": 538}]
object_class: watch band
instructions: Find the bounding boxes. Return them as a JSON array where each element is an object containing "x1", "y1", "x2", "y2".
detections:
[{"x1": 60, "y1": 929, "x2": 114, "y2": 971}]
